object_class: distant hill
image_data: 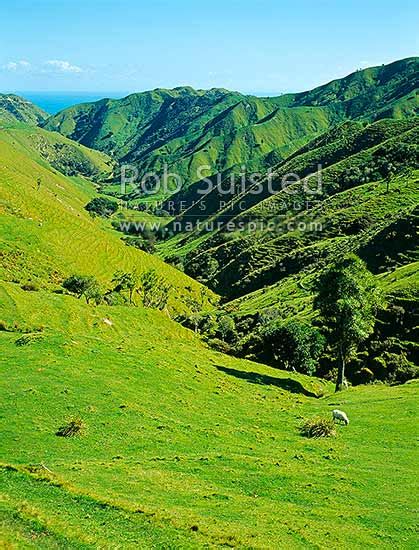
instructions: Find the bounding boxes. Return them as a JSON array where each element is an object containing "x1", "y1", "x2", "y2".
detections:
[
  {"x1": 0, "y1": 124, "x2": 115, "y2": 180},
  {"x1": 43, "y1": 58, "x2": 418, "y2": 197},
  {"x1": 277, "y1": 57, "x2": 419, "y2": 119},
  {"x1": 0, "y1": 94, "x2": 48, "y2": 125}
]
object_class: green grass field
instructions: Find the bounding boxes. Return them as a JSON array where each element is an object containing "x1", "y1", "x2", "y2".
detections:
[{"x1": 0, "y1": 282, "x2": 418, "y2": 548}]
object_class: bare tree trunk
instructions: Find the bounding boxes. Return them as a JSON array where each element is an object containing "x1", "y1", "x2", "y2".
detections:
[{"x1": 335, "y1": 347, "x2": 346, "y2": 392}]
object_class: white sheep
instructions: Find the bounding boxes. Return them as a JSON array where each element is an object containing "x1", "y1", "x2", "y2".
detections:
[{"x1": 332, "y1": 409, "x2": 349, "y2": 425}]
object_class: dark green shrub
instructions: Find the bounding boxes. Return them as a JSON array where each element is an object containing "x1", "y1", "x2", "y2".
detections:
[
  {"x1": 353, "y1": 367, "x2": 375, "y2": 384},
  {"x1": 103, "y1": 291, "x2": 127, "y2": 306},
  {"x1": 217, "y1": 315, "x2": 237, "y2": 343},
  {"x1": 21, "y1": 282, "x2": 39, "y2": 291},
  {"x1": 261, "y1": 320, "x2": 325, "y2": 375},
  {"x1": 379, "y1": 352, "x2": 419, "y2": 384},
  {"x1": 62, "y1": 275, "x2": 99, "y2": 302},
  {"x1": 85, "y1": 197, "x2": 118, "y2": 217},
  {"x1": 15, "y1": 334, "x2": 42, "y2": 346},
  {"x1": 392, "y1": 362, "x2": 419, "y2": 384},
  {"x1": 208, "y1": 338, "x2": 232, "y2": 354},
  {"x1": 123, "y1": 236, "x2": 155, "y2": 254}
]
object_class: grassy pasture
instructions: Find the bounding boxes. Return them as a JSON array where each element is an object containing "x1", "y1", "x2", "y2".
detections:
[{"x1": 0, "y1": 283, "x2": 417, "y2": 548}]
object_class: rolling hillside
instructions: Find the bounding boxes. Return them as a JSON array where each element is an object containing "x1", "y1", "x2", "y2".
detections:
[
  {"x1": 1, "y1": 281, "x2": 417, "y2": 548},
  {"x1": 0, "y1": 125, "x2": 212, "y2": 315},
  {"x1": 0, "y1": 58, "x2": 418, "y2": 549},
  {"x1": 0, "y1": 123, "x2": 115, "y2": 179},
  {"x1": 43, "y1": 58, "x2": 418, "y2": 198}
]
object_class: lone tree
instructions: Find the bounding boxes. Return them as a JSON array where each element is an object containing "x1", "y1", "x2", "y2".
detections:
[
  {"x1": 314, "y1": 255, "x2": 381, "y2": 391},
  {"x1": 112, "y1": 270, "x2": 139, "y2": 304},
  {"x1": 139, "y1": 269, "x2": 171, "y2": 310},
  {"x1": 62, "y1": 275, "x2": 99, "y2": 303}
]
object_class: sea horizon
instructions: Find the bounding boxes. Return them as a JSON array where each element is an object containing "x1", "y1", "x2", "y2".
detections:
[{"x1": 12, "y1": 91, "x2": 130, "y2": 114}]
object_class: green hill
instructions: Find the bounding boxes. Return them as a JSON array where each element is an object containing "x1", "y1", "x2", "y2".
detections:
[
  {"x1": 174, "y1": 121, "x2": 418, "y2": 292},
  {"x1": 0, "y1": 123, "x2": 115, "y2": 179},
  {"x1": 155, "y1": 117, "x2": 418, "y2": 380},
  {"x1": 0, "y1": 126, "x2": 211, "y2": 315},
  {"x1": 0, "y1": 94, "x2": 48, "y2": 126},
  {"x1": 43, "y1": 58, "x2": 418, "y2": 199},
  {"x1": 278, "y1": 57, "x2": 419, "y2": 120}
]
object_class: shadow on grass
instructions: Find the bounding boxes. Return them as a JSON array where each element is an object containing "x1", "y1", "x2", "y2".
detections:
[{"x1": 215, "y1": 365, "x2": 318, "y2": 398}]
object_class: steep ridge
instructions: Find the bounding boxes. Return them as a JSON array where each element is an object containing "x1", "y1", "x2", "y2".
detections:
[
  {"x1": 162, "y1": 118, "x2": 417, "y2": 225},
  {"x1": 0, "y1": 94, "x2": 48, "y2": 126},
  {"x1": 162, "y1": 119, "x2": 418, "y2": 291}
]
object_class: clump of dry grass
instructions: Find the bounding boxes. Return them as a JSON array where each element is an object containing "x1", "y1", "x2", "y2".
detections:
[
  {"x1": 300, "y1": 416, "x2": 336, "y2": 438},
  {"x1": 56, "y1": 416, "x2": 85, "y2": 437}
]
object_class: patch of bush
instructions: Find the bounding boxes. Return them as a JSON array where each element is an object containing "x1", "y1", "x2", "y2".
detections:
[
  {"x1": 85, "y1": 197, "x2": 118, "y2": 217},
  {"x1": 377, "y1": 352, "x2": 419, "y2": 384},
  {"x1": 62, "y1": 274, "x2": 100, "y2": 303},
  {"x1": 261, "y1": 320, "x2": 325, "y2": 375},
  {"x1": 300, "y1": 417, "x2": 336, "y2": 438},
  {"x1": 208, "y1": 338, "x2": 232, "y2": 354},
  {"x1": 217, "y1": 315, "x2": 237, "y2": 344},
  {"x1": 353, "y1": 367, "x2": 375, "y2": 385},
  {"x1": 123, "y1": 235, "x2": 156, "y2": 254},
  {"x1": 103, "y1": 291, "x2": 128, "y2": 306},
  {"x1": 15, "y1": 334, "x2": 43, "y2": 346}
]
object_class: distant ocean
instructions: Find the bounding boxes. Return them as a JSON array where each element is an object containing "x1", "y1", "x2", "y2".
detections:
[{"x1": 15, "y1": 91, "x2": 129, "y2": 114}]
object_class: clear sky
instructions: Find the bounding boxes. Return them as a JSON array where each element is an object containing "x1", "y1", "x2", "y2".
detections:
[{"x1": 1, "y1": 0, "x2": 418, "y2": 94}]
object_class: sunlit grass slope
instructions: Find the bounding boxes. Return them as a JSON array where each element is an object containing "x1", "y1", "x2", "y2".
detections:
[
  {"x1": 0, "y1": 132, "x2": 211, "y2": 314},
  {"x1": 0, "y1": 123, "x2": 115, "y2": 179},
  {"x1": 0, "y1": 282, "x2": 417, "y2": 548}
]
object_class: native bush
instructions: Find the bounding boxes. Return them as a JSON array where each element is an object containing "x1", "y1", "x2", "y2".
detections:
[{"x1": 85, "y1": 197, "x2": 118, "y2": 217}]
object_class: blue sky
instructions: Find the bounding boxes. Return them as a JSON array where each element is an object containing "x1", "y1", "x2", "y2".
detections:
[{"x1": 1, "y1": 0, "x2": 418, "y2": 94}]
